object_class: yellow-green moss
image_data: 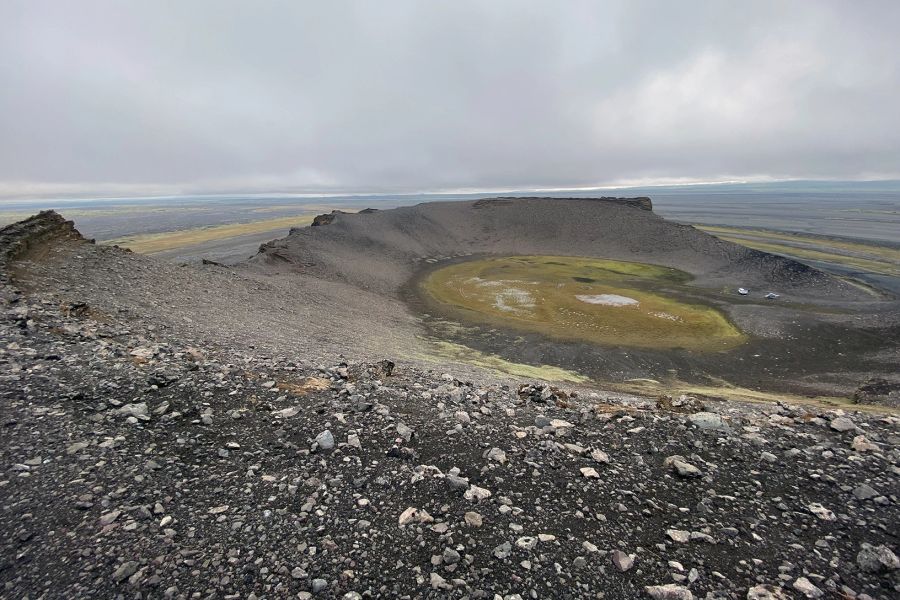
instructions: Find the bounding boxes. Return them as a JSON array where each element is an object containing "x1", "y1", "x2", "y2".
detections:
[
  {"x1": 421, "y1": 255, "x2": 745, "y2": 352},
  {"x1": 697, "y1": 226, "x2": 900, "y2": 278},
  {"x1": 413, "y1": 340, "x2": 589, "y2": 383}
]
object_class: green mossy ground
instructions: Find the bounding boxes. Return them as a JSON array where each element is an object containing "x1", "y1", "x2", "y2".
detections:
[
  {"x1": 422, "y1": 255, "x2": 745, "y2": 352},
  {"x1": 410, "y1": 340, "x2": 589, "y2": 383}
]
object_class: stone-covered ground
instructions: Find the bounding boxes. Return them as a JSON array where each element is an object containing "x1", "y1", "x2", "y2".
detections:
[
  {"x1": 1, "y1": 211, "x2": 898, "y2": 599},
  {"x1": 1, "y1": 282, "x2": 898, "y2": 599}
]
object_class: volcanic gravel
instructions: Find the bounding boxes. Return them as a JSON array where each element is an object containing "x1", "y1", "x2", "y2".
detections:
[{"x1": 1, "y1": 208, "x2": 898, "y2": 599}]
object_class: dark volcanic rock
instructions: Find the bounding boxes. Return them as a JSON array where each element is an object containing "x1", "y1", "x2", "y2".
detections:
[
  {"x1": 854, "y1": 377, "x2": 900, "y2": 407},
  {"x1": 311, "y1": 210, "x2": 350, "y2": 226},
  {"x1": 0, "y1": 210, "x2": 85, "y2": 279}
]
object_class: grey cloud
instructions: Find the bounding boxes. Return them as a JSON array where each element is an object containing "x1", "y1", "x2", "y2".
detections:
[{"x1": 1, "y1": 0, "x2": 899, "y2": 198}]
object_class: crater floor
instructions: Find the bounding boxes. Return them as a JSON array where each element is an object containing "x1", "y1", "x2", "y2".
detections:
[{"x1": 420, "y1": 255, "x2": 746, "y2": 352}]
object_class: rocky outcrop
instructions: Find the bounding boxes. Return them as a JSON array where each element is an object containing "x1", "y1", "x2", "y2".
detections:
[
  {"x1": 311, "y1": 210, "x2": 350, "y2": 226},
  {"x1": 0, "y1": 210, "x2": 85, "y2": 285},
  {"x1": 630, "y1": 196, "x2": 653, "y2": 211},
  {"x1": 0, "y1": 210, "x2": 83, "y2": 263},
  {"x1": 311, "y1": 208, "x2": 379, "y2": 227},
  {"x1": 472, "y1": 196, "x2": 653, "y2": 211}
]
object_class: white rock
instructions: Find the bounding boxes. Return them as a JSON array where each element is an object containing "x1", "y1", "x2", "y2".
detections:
[
  {"x1": 591, "y1": 449, "x2": 610, "y2": 463},
  {"x1": 851, "y1": 435, "x2": 878, "y2": 452},
  {"x1": 66, "y1": 442, "x2": 90, "y2": 454},
  {"x1": 464, "y1": 511, "x2": 483, "y2": 527},
  {"x1": 396, "y1": 422, "x2": 414, "y2": 441},
  {"x1": 485, "y1": 447, "x2": 507, "y2": 464},
  {"x1": 689, "y1": 531, "x2": 715, "y2": 544},
  {"x1": 807, "y1": 503, "x2": 836, "y2": 521},
  {"x1": 464, "y1": 485, "x2": 492, "y2": 502},
  {"x1": 666, "y1": 529, "x2": 690, "y2": 543},
  {"x1": 429, "y1": 572, "x2": 449, "y2": 590},
  {"x1": 645, "y1": 583, "x2": 694, "y2": 599},
  {"x1": 857, "y1": 543, "x2": 900, "y2": 572},
  {"x1": 275, "y1": 406, "x2": 301, "y2": 418},
  {"x1": 129, "y1": 346, "x2": 154, "y2": 359},
  {"x1": 792, "y1": 577, "x2": 823, "y2": 598},
  {"x1": 829, "y1": 416, "x2": 856, "y2": 432},
  {"x1": 515, "y1": 536, "x2": 538, "y2": 550},
  {"x1": 687, "y1": 411, "x2": 730, "y2": 432},
  {"x1": 564, "y1": 443, "x2": 587, "y2": 455},
  {"x1": 746, "y1": 585, "x2": 788, "y2": 600},
  {"x1": 664, "y1": 455, "x2": 702, "y2": 478},
  {"x1": 99, "y1": 510, "x2": 121, "y2": 526},
  {"x1": 398, "y1": 507, "x2": 434, "y2": 526}
]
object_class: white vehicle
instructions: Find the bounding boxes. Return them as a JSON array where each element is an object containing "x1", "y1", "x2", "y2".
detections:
[
  {"x1": 737, "y1": 287, "x2": 749, "y2": 295},
  {"x1": 765, "y1": 292, "x2": 780, "y2": 300}
]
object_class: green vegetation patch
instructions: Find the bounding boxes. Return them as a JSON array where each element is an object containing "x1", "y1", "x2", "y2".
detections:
[
  {"x1": 418, "y1": 340, "x2": 589, "y2": 383},
  {"x1": 102, "y1": 214, "x2": 317, "y2": 254},
  {"x1": 421, "y1": 255, "x2": 745, "y2": 352},
  {"x1": 697, "y1": 225, "x2": 900, "y2": 278}
]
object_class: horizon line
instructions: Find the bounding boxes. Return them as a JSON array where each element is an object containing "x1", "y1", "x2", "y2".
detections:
[{"x1": 2, "y1": 176, "x2": 900, "y2": 203}]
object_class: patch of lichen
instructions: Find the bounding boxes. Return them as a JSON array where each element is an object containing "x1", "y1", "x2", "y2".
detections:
[
  {"x1": 616, "y1": 377, "x2": 898, "y2": 414},
  {"x1": 414, "y1": 340, "x2": 589, "y2": 383},
  {"x1": 421, "y1": 255, "x2": 745, "y2": 352}
]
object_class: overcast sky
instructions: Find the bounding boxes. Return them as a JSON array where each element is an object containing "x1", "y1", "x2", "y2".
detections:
[{"x1": 1, "y1": 1, "x2": 899, "y2": 199}]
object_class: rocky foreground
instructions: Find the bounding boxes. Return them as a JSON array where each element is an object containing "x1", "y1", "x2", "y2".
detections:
[
  {"x1": 0, "y1": 211, "x2": 898, "y2": 599},
  {"x1": 0, "y1": 260, "x2": 897, "y2": 598}
]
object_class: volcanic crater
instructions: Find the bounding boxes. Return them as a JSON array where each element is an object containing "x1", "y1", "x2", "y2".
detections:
[{"x1": 252, "y1": 197, "x2": 899, "y2": 400}]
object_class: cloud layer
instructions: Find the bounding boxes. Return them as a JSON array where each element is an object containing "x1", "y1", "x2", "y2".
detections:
[{"x1": 2, "y1": 0, "x2": 899, "y2": 197}]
